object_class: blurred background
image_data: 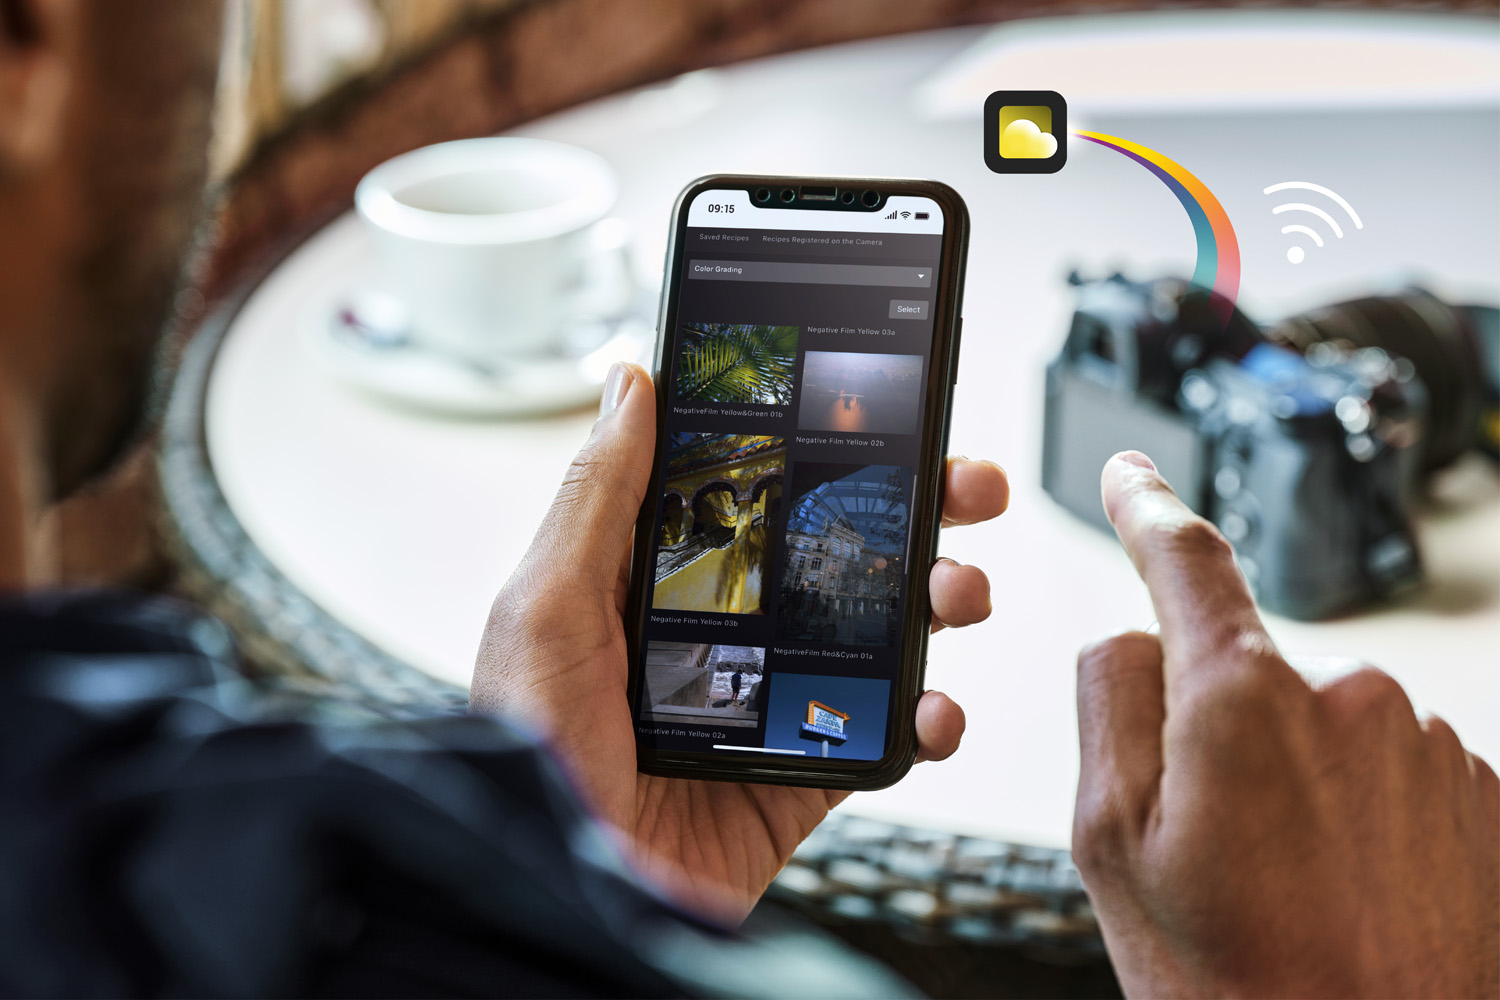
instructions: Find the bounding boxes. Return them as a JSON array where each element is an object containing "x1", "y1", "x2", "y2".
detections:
[{"x1": 46, "y1": 2, "x2": 1500, "y2": 995}]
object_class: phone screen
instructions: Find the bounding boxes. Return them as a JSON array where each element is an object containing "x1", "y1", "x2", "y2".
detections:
[{"x1": 633, "y1": 186, "x2": 949, "y2": 767}]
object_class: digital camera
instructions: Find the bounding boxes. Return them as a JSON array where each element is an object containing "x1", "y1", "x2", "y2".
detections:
[{"x1": 1042, "y1": 274, "x2": 1498, "y2": 620}]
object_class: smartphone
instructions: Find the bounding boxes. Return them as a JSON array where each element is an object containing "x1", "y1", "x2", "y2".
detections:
[{"x1": 624, "y1": 175, "x2": 969, "y2": 790}]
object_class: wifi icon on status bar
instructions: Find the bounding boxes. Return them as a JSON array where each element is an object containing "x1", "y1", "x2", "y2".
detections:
[{"x1": 1264, "y1": 181, "x2": 1364, "y2": 264}]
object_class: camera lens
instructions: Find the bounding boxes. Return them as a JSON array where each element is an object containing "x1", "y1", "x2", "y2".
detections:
[
  {"x1": 840, "y1": 190, "x2": 855, "y2": 205},
  {"x1": 780, "y1": 188, "x2": 795, "y2": 204},
  {"x1": 1269, "y1": 292, "x2": 1493, "y2": 470},
  {"x1": 754, "y1": 187, "x2": 771, "y2": 204},
  {"x1": 861, "y1": 190, "x2": 880, "y2": 208}
]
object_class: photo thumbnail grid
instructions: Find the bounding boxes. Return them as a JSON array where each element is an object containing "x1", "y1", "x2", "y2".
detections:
[
  {"x1": 644, "y1": 310, "x2": 926, "y2": 756},
  {"x1": 637, "y1": 641, "x2": 893, "y2": 761}
]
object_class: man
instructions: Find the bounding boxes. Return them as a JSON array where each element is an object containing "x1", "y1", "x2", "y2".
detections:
[{"x1": 0, "y1": 2, "x2": 1494, "y2": 997}]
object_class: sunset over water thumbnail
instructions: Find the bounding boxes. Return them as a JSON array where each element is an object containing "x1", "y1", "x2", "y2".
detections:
[{"x1": 797, "y1": 351, "x2": 923, "y2": 434}]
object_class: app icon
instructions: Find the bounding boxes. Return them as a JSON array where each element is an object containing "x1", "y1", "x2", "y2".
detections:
[{"x1": 984, "y1": 90, "x2": 1067, "y2": 174}]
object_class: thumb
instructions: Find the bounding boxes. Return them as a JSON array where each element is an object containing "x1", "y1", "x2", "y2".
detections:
[
  {"x1": 526, "y1": 362, "x2": 657, "y2": 595},
  {"x1": 1073, "y1": 631, "x2": 1166, "y2": 871}
]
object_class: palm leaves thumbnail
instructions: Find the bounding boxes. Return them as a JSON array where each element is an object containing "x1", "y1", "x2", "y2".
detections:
[{"x1": 677, "y1": 323, "x2": 799, "y2": 405}]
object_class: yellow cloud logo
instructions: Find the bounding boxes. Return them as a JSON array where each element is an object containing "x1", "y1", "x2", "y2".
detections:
[
  {"x1": 985, "y1": 94, "x2": 1066, "y2": 173},
  {"x1": 999, "y1": 118, "x2": 1057, "y2": 159}
]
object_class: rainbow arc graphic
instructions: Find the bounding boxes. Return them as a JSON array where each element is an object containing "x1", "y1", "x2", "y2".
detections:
[{"x1": 1073, "y1": 130, "x2": 1240, "y2": 325}]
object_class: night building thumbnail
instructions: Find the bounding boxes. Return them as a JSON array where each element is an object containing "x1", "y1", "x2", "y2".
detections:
[{"x1": 776, "y1": 463, "x2": 911, "y2": 645}]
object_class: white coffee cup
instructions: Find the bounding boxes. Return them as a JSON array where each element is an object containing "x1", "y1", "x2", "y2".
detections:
[{"x1": 355, "y1": 137, "x2": 625, "y2": 361}]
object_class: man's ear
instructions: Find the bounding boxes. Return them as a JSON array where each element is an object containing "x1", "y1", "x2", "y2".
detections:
[{"x1": 0, "y1": 0, "x2": 75, "y2": 172}]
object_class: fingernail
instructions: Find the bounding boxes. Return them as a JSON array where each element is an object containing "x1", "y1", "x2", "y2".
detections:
[
  {"x1": 1116, "y1": 450, "x2": 1156, "y2": 472},
  {"x1": 599, "y1": 363, "x2": 631, "y2": 418}
]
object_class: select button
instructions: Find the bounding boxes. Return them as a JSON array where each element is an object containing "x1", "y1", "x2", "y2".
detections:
[{"x1": 889, "y1": 299, "x2": 929, "y2": 320}]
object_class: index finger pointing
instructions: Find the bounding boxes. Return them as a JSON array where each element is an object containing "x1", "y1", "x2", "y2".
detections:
[{"x1": 1100, "y1": 452, "x2": 1279, "y2": 696}]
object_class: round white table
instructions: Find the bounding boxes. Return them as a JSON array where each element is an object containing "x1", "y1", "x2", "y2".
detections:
[{"x1": 205, "y1": 16, "x2": 1500, "y2": 847}]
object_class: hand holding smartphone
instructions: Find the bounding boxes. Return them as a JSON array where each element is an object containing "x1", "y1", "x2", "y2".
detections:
[{"x1": 626, "y1": 176, "x2": 970, "y2": 789}]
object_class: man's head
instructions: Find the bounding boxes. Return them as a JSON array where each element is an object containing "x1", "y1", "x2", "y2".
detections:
[{"x1": 0, "y1": 0, "x2": 222, "y2": 500}]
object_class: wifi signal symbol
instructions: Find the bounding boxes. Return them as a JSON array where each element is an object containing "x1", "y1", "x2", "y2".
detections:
[
  {"x1": 1263, "y1": 181, "x2": 1364, "y2": 264},
  {"x1": 900, "y1": 210, "x2": 911, "y2": 219}
]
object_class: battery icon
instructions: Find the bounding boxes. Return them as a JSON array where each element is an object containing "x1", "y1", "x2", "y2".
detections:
[{"x1": 914, "y1": 212, "x2": 929, "y2": 220}]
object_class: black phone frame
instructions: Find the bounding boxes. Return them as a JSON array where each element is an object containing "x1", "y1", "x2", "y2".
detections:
[{"x1": 625, "y1": 173, "x2": 970, "y2": 791}]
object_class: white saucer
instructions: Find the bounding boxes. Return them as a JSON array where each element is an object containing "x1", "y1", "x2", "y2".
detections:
[{"x1": 302, "y1": 284, "x2": 652, "y2": 418}]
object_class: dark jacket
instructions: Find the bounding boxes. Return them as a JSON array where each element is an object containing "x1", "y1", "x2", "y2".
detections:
[{"x1": 0, "y1": 591, "x2": 908, "y2": 998}]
